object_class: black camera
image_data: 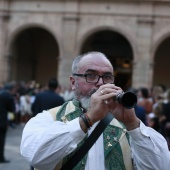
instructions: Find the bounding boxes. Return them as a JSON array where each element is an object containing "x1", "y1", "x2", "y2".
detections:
[{"x1": 114, "y1": 91, "x2": 137, "y2": 109}]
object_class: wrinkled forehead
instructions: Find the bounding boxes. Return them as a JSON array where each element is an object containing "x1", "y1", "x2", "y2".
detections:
[{"x1": 78, "y1": 53, "x2": 113, "y2": 73}]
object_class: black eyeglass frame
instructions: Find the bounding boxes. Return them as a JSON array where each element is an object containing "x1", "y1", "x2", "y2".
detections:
[{"x1": 73, "y1": 73, "x2": 114, "y2": 84}]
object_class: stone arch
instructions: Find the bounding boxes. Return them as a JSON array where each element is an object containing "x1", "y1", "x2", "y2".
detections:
[
  {"x1": 152, "y1": 28, "x2": 170, "y2": 88},
  {"x1": 152, "y1": 25, "x2": 170, "y2": 60},
  {"x1": 77, "y1": 26, "x2": 135, "y2": 90},
  {"x1": 7, "y1": 23, "x2": 62, "y2": 56},
  {"x1": 77, "y1": 25, "x2": 136, "y2": 59},
  {"x1": 7, "y1": 24, "x2": 60, "y2": 85}
]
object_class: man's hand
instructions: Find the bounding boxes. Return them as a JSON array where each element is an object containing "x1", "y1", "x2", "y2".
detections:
[{"x1": 86, "y1": 84, "x2": 140, "y2": 130}]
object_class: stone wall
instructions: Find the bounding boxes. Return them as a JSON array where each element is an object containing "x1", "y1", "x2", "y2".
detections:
[{"x1": 0, "y1": 0, "x2": 170, "y2": 88}]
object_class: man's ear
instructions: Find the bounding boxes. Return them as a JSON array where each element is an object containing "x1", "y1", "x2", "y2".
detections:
[{"x1": 70, "y1": 76, "x2": 75, "y2": 90}]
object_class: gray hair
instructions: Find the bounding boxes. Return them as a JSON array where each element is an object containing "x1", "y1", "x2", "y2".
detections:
[{"x1": 71, "y1": 51, "x2": 109, "y2": 74}]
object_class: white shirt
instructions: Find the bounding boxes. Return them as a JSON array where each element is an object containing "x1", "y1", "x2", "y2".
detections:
[{"x1": 20, "y1": 111, "x2": 170, "y2": 170}]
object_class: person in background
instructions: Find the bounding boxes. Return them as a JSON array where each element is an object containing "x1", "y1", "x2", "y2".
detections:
[
  {"x1": 59, "y1": 85, "x2": 74, "y2": 102},
  {"x1": 31, "y1": 77, "x2": 65, "y2": 117},
  {"x1": 151, "y1": 85, "x2": 164, "y2": 104},
  {"x1": 0, "y1": 83, "x2": 15, "y2": 163},
  {"x1": 161, "y1": 89, "x2": 170, "y2": 138},
  {"x1": 164, "y1": 122, "x2": 170, "y2": 150},
  {"x1": 147, "y1": 112, "x2": 159, "y2": 131},
  {"x1": 163, "y1": 89, "x2": 170, "y2": 122},
  {"x1": 20, "y1": 89, "x2": 33, "y2": 124},
  {"x1": 128, "y1": 88, "x2": 147, "y2": 125},
  {"x1": 21, "y1": 52, "x2": 170, "y2": 170},
  {"x1": 137, "y1": 87, "x2": 153, "y2": 114}
]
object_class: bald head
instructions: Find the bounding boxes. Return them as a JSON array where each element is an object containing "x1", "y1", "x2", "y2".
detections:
[{"x1": 72, "y1": 52, "x2": 113, "y2": 74}]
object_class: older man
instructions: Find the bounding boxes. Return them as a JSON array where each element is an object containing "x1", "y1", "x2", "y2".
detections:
[{"x1": 20, "y1": 52, "x2": 170, "y2": 170}]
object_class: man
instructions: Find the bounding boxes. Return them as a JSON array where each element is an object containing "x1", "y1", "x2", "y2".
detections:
[
  {"x1": 20, "y1": 52, "x2": 170, "y2": 170},
  {"x1": 31, "y1": 77, "x2": 65, "y2": 116},
  {"x1": 0, "y1": 84, "x2": 15, "y2": 163}
]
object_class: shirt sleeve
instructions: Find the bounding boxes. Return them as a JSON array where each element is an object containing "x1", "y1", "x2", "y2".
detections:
[
  {"x1": 128, "y1": 121, "x2": 170, "y2": 170},
  {"x1": 20, "y1": 110, "x2": 86, "y2": 170}
]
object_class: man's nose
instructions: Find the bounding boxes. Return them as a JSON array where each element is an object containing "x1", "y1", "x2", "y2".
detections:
[{"x1": 96, "y1": 77, "x2": 104, "y2": 86}]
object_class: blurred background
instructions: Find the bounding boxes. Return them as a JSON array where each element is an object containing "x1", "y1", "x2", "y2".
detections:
[{"x1": 0, "y1": 0, "x2": 170, "y2": 169}]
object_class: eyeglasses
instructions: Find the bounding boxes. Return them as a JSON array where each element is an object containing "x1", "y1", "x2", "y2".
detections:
[{"x1": 73, "y1": 73, "x2": 114, "y2": 84}]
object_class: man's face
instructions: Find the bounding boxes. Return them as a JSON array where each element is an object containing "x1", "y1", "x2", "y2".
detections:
[{"x1": 70, "y1": 54, "x2": 113, "y2": 110}]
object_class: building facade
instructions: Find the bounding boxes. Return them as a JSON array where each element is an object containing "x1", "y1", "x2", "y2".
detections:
[{"x1": 0, "y1": 0, "x2": 170, "y2": 90}]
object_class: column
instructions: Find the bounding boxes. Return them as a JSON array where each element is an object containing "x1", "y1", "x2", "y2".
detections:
[
  {"x1": 132, "y1": 16, "x2": 154, "y2": 89},
  {"x1": 0, "y1": 0, "x2": 10, "y2": 83},
  {"x1": 58, "y1": 13, "x2": 80, "y2": 87}
]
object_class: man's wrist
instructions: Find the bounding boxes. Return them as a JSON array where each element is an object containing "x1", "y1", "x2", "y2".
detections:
[
  {"x1": 126, "y1": 119, "x2": 140, "y2": 131},
  {"x1": 79, "y1": 117, "x2": 88, "y2": 133}
]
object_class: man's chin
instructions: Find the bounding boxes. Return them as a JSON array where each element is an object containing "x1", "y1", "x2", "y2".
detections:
[
  {"x1": 75, "y1": 88, "x2": 97, "y2": 110},
  {"x1": 79, "y1": 97, "x2": 91, "y2": 111}
]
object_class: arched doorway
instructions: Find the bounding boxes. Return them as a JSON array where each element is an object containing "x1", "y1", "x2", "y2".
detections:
[
  {"x1": 80, "y1": 30, "x2": 133, "y2": 90},
  {"x1": 10, "y1": 27, "x2": 59, "y2": 85},
  {"x1": 153, "y1": 37, "x2": 170, "y2": 88}
]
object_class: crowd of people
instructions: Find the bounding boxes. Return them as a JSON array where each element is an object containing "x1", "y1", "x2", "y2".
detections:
[
  {"x1": 1, "y1": 79, "x2": 169, "y2": 143},
  {"x1": 0, "y1": 78, "x2": 74, "y2": 125},
  {"x1": 0, "y1": 78, "x2": 73, "y2": 164},
  {"x1": 134, "y1": 86, "x2": 170, "y2": 149}
]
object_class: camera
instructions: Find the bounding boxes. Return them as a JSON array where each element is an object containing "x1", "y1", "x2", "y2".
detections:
[{"x1": 114, "y1": 91, "x2": 137, "y2": 109}]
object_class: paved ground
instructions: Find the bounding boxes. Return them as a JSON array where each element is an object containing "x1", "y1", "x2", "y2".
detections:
[{"x1": 0, "y1": 124, "x2": 30, "y2": 170}]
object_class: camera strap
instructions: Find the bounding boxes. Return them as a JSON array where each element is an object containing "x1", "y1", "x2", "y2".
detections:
[{"x1": 60, "y1": 112, "x2": 113, "y2": 170}]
